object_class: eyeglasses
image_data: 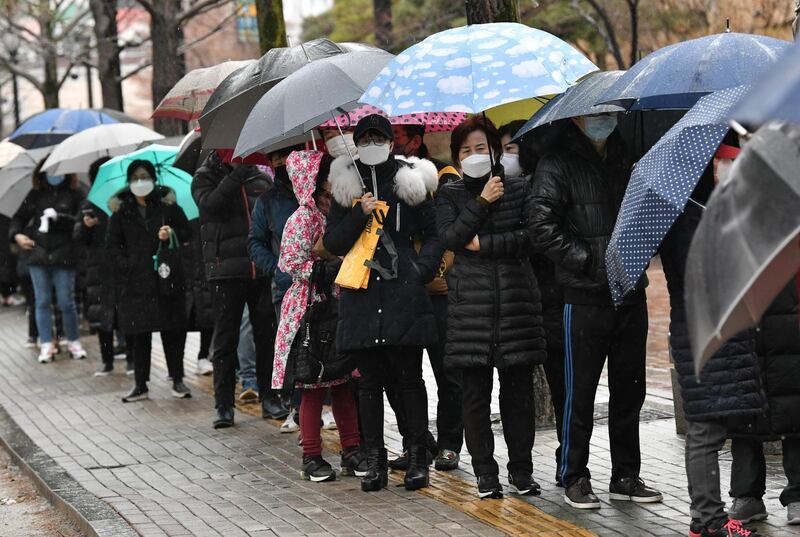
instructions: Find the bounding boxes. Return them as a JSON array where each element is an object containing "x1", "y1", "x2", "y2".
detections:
[{"x1": 357, "y1": 135, "x2": 389, "y2": 147}]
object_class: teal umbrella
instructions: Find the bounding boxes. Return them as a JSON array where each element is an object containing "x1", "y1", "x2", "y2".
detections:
[{"x1": 89, "y1": 144, "x2": 199, "y2": 219}]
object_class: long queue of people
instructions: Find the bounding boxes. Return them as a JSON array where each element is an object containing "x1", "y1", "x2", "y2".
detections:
[{"x1": 8, "y1": 111, "x2": 798, "y2": 537}]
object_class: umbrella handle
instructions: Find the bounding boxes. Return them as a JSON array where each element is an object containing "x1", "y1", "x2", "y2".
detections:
[{"x1": 329, "y1": 110, "x2": 366, "y2": 191}]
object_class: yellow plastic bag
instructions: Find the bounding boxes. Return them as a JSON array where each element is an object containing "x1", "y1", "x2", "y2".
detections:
[{"x1": 335, "y1": 200, "x2": 390, "y2": 290}]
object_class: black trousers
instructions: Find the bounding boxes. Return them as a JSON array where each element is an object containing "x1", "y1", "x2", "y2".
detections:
[
  {"x1": 462, "y1": 364, "x2": 535, "y2": 478},
  {"x1": 129, "y1": 330, "x2": 186, "y2": 388},
  {"x1": 731, "y1": 437, "x2": 800, "y2": 506},
  {"x1": 356, "y1": 346, "x2": 428, "y2": 450},
  {"x1": 211, "y1": 278, "x2": 273, "y2": 409},
  {"x1": 560, "y1": 301, "x2": 647, "y2": 488},
  {"x1": 98, "y1": 330, "x2": 114, "y2": 365},
  {"x1": 197, "y1": 328, "x2": 213, "y2": 360},
  {"x1": 542, "y1": 304, "x2": 566, "y2": 480}
]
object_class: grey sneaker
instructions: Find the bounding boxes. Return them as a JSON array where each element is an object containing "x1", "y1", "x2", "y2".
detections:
[
  {"x1": 729, "y1": 497, "x2": 768, "y2": 524},
  {"x1": 788, "y1": 502, "x2": 800, "y2": 525}
]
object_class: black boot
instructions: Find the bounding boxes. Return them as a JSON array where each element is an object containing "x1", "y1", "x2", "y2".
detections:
[
  {"x1": 404, "y1": 445, "x2": 430, "y2": 491},
  {"x1": 360, "y1": 448, "x2": 388, "y2": 492}
]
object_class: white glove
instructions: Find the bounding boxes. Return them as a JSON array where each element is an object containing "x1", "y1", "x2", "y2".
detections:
[{"x1": 38, "y1": 208, "x2": 57, "y2": 234}]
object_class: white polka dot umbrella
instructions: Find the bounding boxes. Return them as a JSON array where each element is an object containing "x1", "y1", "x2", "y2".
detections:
[{"x1": 605, "y1": 85, "x2": 750, "y2": 305}]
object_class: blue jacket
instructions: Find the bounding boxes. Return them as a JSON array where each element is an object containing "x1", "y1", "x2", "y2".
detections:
[{"x1": 248, "y1": 171, "x2": 298, "y2": 304}]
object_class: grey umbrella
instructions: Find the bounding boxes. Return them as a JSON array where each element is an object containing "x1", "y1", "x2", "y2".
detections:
[
  {"x1": 685, "y1": 121, "x2": 800, "y2": 375},
  {"x1": 512, "y1": 71, "x2": 625, "y2": 141},
  {"x1": 0, "y1": 147, "x2": 52, "y2": 217},
  {"x1": 234, "y1": 49, "x2": 395, "y2": 158}
]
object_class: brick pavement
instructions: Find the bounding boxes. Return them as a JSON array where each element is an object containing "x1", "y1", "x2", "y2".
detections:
[{"x1": 0, "y1": 295, "x2": 798, "y2": 536}]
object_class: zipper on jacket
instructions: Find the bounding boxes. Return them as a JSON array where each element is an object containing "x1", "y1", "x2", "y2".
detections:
[
  {"x1": 240, "y1": 185, "x2": 256, "y2": 280},
  {"x1": 489, "y1": 209, "x2": 500, "y2": 365}
]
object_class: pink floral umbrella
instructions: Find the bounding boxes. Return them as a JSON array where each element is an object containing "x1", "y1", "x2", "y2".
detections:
[{"x1": 319, "y1": 104, "x2": 466, "y2": 133}]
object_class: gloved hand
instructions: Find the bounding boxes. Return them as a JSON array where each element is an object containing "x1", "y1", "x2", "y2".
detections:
[
  {"x1": 228, "y1": 165, "x2": 254, "y2": 183},
  {"x1": 38, "y1": 208, "x2": 57, "y2": 234}
]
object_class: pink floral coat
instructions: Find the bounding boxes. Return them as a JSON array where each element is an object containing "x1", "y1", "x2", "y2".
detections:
[{"x1": 271, "y1": 151, "x2": 349, "y2": 390}]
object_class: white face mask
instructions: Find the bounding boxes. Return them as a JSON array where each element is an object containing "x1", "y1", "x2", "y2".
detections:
[
  {"x1": 500, "y1": 153, "x2": 522, "y2": 178},
  {"x1": 461, "y1": 153, "x2": 492, "y2": 179},
  {"x1": 358, "y1": 142, "x2": 391, "y2": 166},
  {"x1": 130, "y1": 179, "x2": 155, "y2": 198},
  {"x1": 325, "y1": 133, "x2": 357, "y2": 159}
]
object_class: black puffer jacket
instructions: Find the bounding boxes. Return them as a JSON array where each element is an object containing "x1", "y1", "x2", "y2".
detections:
[
  {"x1": 0, "y1": 217, "x2": 16, "y2": 284},
  {"x1": 728, "y1": 281, "x2": 800, "y2": 438},
  {"x1": 659, "y1": 200, "x2": 765, "y2": 422},
  {"x1": 73, "y1": 201, "x2": 115, "y2": 332},
  {"x1": 323, "y1": 155, "x2": 443, "y2": 351},
  {"x1": 192, "y1": 152, "x2": 269, "y2": 281},
  {"x1": 531, "y1": 125, "x2": 646, "y2": 305},
  {"x1": 183, "y1": 220, "x2": 214, "y2": 330},
  {"x1": 106, "y1": 187, "x2": 191, "y2": 334},
  {"x1": 436, "y1": 172, "x2": 546, "y2": 369},
  {"x1": 9, "y1": 183, "x2": 84, "y2": 267}
]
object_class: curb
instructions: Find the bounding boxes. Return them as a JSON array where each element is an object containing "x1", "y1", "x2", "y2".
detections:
[{"x1": 0, "y1": 404, "x2": 138, "y2": 537}]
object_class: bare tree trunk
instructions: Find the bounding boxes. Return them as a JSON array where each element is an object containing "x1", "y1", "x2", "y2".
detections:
[
  {"x1": 89, "y1": 0, "x2": 124, "y2": 110},
  {"x1": 255, "y1": 0, "x2": 288, "y2": 55},
  {"x1": 150, "y1": 0, "x2": 184, "y2": 135},
  {"x1": 573, "y1": 0, "x2": 627, "y2": 69},
  {"x1": 466, "y1": 0, "x2": 519, "y2": 23},
  {"x1": 372, "y1": 0, "x2": 393, "y2": 49},
  {"x1": 628, "y1": 0, "x2": 640, "y2": 67}
]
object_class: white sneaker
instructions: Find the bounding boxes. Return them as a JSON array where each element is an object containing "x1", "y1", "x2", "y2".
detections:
[
  {"x1": 3, "y1": 295, "x2": 25, "y2": 307},
  {"x1": 280, "y1": 409, "x2": 299, "y2": 433},
  {"x1": 38, "y1": 342, "x2": 55, "y2": 363},
  {"x1": 197, "y1": 358, "x2": 214, "y2": 376},
  {"x1": 67, "y1": 340, "x2": 87, "y2": 360},
  {"x1": 321, "y1": 407, "x2": 337, "y2": 430}
]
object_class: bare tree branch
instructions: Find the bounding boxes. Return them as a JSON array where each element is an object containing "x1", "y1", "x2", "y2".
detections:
[
  {"x1": 119, "y1": 60, "x2": 152, "y2": 81},
  {"x1": 134, "y1": 0, "x2": 157, "y2": 17},
  {"x1": 178, "y1": 8, "x2": 238, "y2": 54},
  {"x1": 56, "y1": 60, "x2": 77, "y2": 89},
  {"x1": 0, "y1": 56, "x2": 44, "y2": 91},
  {"x1": 52, "y1": 7, "x2": 92, "y2": 41},
  {"x1": 572, "y1": 0, "x2": 626, "y2": 69},
  {"x1": 178, "y1": 0, "x2": 234, "y2": 23}
]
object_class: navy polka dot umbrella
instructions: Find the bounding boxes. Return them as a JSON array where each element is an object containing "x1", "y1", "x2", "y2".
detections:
[{"x1": 605, "y1": 85, "x2": 750, "y2": 305}]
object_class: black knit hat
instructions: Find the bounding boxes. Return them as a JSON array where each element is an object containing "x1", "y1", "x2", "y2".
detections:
[{"x1": 353, "y1": 114, "x2": 394, "y2": 144}]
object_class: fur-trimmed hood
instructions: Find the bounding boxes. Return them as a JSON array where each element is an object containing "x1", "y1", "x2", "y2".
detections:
[
  {"x1": 329, "y1": 154, "x2": 438, "y2": 208},
  {"x1": 108, "y1": 185, "x2": 177, "y2": 214}
]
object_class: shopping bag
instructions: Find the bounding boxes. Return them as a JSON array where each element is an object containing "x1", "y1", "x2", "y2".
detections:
[{"x1": 335, "y1": 200, "x2": 389, "y2": 290}]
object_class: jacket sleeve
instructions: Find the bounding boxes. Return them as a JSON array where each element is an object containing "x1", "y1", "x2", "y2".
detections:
[
  {"x1": 435, "y1": 187, "x2": 488, "y2": 251},
  {"x1": 322, "y1": 201, "x2": 369, "y2": 257},
  {"x1": 414, "y1": 197, "x2": 444, "y2": 283},
  {"x1": 277, "y1": 211, "x2": 314, "y2": 281},
  {"x1": 191, "y1": 162, "x2": 241, "y2": 221},
  {"x1": 105, "y1": 212, "x2": 128, "y2": 273},
  {"x1": 9, "y1": 191, "x2": 37, "y2": 242},
  {"x1": 248, "y1": 197, "x2": 278, "y2": 275},
  {"x1": 476, "y1": 182, "x2": 532, "y2": 258},
  {"x1": 170, "y1": 204, "x2": 191, "y2": 243},
  {"x1": 530, "y1": 158, "x2": 591, "y2": 274}
]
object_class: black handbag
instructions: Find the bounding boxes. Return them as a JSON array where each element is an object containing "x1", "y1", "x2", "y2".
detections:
[
  {"x1": 153, "y1": 229, "x2": 184, "y2": 297},
  {"x1": 290, "y1": 262, "x2": 355, "y2": 384}
]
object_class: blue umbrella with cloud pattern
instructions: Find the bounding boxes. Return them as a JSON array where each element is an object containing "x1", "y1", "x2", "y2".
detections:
[
  {"x1": 360, "y1": 22, "x2": 598, "y2": 115},
  {"x1": 605, "y1": 85, "x2": 750, "y2": 305}
]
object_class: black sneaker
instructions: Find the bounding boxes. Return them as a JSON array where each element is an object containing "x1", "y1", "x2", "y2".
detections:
[
  {"x1": 340, "y1": 447, "x2": 368, "y2": 477},
  {"x1": 434, "y1": 449, "x2": 460, "y2": 471},
  {"x1": 477, "y1": 474, "x2": 503, "y2": 499},
  {"x1": 213, "y1": 407, "x2": 234, "y2": 429},
  {"x1": 171, "y1": 381, "x2": 192, "y2": 399},
  {"x1": 121, "y1": 385, "x2": 148, "y2": 403},
  {"x1": 389, "y1": 451, "x2": 409, "y2": 471},
  {"x1": 261, "y1": 395, "x2": 290, "y2": 420},
  {"x1": 700, "y1": 517, "x2": 763, "y2": 537},
  {"x1": 301, "y1": 455, "x2": 336, "y2": 482},
  {"x1": 608, "y1": 477, "x2": 663, "y2": 503},
  {"x1": 564, "y1": 476, "x2": 600, "y2": 509},
  {"x1": 508, "y1": 473, "x2": 541, "y2": 496},
  {"x1": 94, "y1": 364, "x2": 114, "y2": 377}
]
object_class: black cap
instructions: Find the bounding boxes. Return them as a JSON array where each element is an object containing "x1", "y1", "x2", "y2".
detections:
[{"x1": 353, "y1": 114, "x2": 394, "y2": 144}]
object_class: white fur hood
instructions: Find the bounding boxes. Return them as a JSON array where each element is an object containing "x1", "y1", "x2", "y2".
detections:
[{"x1": 329, "y1": 155, "x2": 438, "y2": 208}]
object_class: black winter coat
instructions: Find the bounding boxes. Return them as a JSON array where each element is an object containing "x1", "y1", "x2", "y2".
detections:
[
  {"x1": 183, "y1": 220, "x2": 214, "y2": 330},
  {"x1": 9, "y1": 184, "x2": 84, "y2": 267},
  {"x1": 436, "y1": 172, "x2": 546, "y2": 369},
  {"x1": 531, "y1": 125, "x2": 646, "y2": 305},
  {"x1": 728, "y1": 281, "x2": 800, "y2": 438},
  {"x1": 0, "y1": 217, "x2": 17, "y2": 284},
  {"x1": 73, "y1": 201, "x2": 116, "y2": 332},
  {"x1": 192, "y1": 152, "x2": 269, "y2": 281},
  {"x1": 106, "y1": 187, "x2": 191, "y2": 334},
  {"x1": 323, "y1": 155, "x2": 443, "y2": 351},
  {"x1": 659, "y1": 201, "x2": 765, "y2": 422}
]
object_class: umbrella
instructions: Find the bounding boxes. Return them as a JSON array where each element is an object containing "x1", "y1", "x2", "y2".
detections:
[
  {"x1": 597, "y1": 32, "x2": 790, "y2": 111},
  {"x1": 605, "y1": 85, "x2": 750, "y2": 305},
  {"x1": 174, "y1": 129, "x2": 209, "y2": 174},
  {"x1": 686, "y1": 121, "x2": 800, "y2": 374},
  {"x1": 731, "y1": 42, "x2": 800, "y2": 127},
  {"x1": 513, "y1": 71, "x2": 625, "y2": 140},
  {"x1": 42, "y1": 123, "x2": 164, "y2": 175},
  {"x1": 319, "y1": 104, "x2": 467, "y2": 132},
  {"x1": 360, "y1": 22, "x2": 597, "y2": 115},
  {"x1": 0, "y1": 147, "x2": 52, "y2": 217},
  {"x1": 0, "y1": 139, "x2": 25, "y2": 168},
  {"x1": 153, "y1": 60, "x2": 255, "y2": 121},
  {"x1": 9, "y1": 108, "x2": 127, "y2": 149},
  {"x1": 89, "y1": 144, "x2": 198, "y2": 219},
  {"x1": 95, "y1": 108, "x2": 142, "y2": 125},
  {"x1": 234, "y1": 49, "x2": 395, "y2": 158},
  {"x1": 199, "y1": 39, "x2": 376, "y2": 149}
]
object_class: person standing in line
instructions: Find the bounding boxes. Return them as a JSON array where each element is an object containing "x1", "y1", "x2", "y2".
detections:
[
  {"x1": 106, "y1": 160, "x2": 192, "y2": 402},
  {"x1": 193, "y1": 151, "x2": 275, "y2": 428},
  {"x1": 184, "y1": 218, "x2": 215, "y2": 377},
  {"x1": 11, "y1": 163, "x2": 87, "y2": 363},
  {"x1": 437, "y1": 117, "x2": 546, "y2": 499},
  {"x1": 531, "y1": 114, "x2": 663, "y2": 509},
  {"x1": 323, "y1": 114, "x2": 442, "y2": 492}
]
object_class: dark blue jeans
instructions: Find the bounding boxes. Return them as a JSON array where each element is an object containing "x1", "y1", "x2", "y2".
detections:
[{"x1": 28, "y1": 266, "x2": 80, "y2": 343}]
